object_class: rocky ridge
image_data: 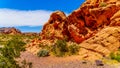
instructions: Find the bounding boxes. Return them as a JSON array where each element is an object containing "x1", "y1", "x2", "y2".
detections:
[
  {"x1": 0, "y1": 27, "x2": 21, "y2": 34},
  {"x1": 0, "y1": 27, "x2": 39, "y2": 36}
]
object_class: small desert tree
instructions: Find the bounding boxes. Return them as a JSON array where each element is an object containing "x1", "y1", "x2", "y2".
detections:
[{"x1": 51, "y1": 40, "x2": 68, "y2": 57}]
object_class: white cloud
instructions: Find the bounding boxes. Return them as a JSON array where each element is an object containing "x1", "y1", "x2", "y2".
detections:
[{"x1": 0, "y1": 8, "x2": 53, "y2": 27}]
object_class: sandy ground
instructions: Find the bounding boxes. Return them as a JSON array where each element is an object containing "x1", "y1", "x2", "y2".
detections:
[{"x1": 19, "y1": 51, "x2": 115, "y2": 68}]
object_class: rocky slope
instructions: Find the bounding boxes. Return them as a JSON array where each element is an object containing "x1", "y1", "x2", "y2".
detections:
[
  {"x1": 28, "y1": 0, "x2": 120, "y2": 60},
  {"x1": 79, "y1": 26, "x2": 120, "y2": 60}
]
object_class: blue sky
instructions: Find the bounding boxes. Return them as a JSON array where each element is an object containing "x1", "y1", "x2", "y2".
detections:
[{"x1": 0, "y1": 0, "x2": 85, "y2": 32}]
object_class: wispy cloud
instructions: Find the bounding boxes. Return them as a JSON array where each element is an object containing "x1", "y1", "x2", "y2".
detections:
[{"x1": 0, "y1": 8, "x2": 53, "y2": 27}]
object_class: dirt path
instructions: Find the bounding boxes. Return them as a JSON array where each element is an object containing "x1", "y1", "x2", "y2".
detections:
[{"x1": 20, "y1": 51, "x2": 115, "y2": 68}]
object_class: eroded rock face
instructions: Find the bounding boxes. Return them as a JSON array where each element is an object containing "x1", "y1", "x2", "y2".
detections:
[
  {"x1": 85, "y1": 0, "x2": 119, "y2": 4},
  {"x1": 110, "y1": 10, "x2": 120, "y2": 26},
  {"x1": 40, "y1": 11, "x2": 68, "y2": 40},
  {"x1": 79, "y1": 27, "x2": 120, "y2": 60},
  {"x1": 40, "y1": 0, "x2": 120, "y2": 44}
]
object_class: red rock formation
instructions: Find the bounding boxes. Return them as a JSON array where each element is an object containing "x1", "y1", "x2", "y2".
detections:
[
  {"x1": 40, "y1": 11, "x2": 67, "y2": 40},
  {"x1": 40, "y1": 0, "x2": 120, "y2": 43},
  {"x1": 25, "y1": 0, "x2": 120, "y2": 60}
]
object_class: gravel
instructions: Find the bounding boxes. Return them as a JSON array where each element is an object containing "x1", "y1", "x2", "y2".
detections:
[{"x1": 19, "y1": 51, "x2": 115, "y2": 68}]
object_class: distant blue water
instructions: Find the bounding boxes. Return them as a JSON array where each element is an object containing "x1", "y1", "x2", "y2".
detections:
[{"x1": 15, "y1": 26, "x2": 43, "y2": 33}]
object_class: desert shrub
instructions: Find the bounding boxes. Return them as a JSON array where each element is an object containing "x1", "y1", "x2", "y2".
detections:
[
  {"x1": 99, "y1": 2, "x2": 107, "y2": 7},
  {"x1": 0, "y1": 55, "x2": 20, "y2": 68},
  {"x1": 68, "y1": 44, "x2": 80, "y2": 55},
  {"x1": 0, "y1": 36, "x2": 26, "y2": 68},
  {"x1": 50, "y1": 40, "x2": 80, "y2": 57},
  {"x1": 38, "y1": 40, "x2": 80, "y2": 57},
  {"x1": 55, "y1": 40, "x2": 67, "y2": 52},
  {"x1": 37, "y1": 49, "x2": 49, "y2": 57},
  {"x1": 51, "y1": 40, "x2": 68, "y2": 57},
  {"x1": 2, "y1": 37, "x2": 26, "y2": 58},
  {"x1": 110, "y1": 52, "x2": 120, "y2": 62}
]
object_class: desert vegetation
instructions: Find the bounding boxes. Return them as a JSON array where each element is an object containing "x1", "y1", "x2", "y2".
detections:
[
  {"x1": 0, "y1": 33, "x2": 40, "y2": 68},
  {"x1": 110, "y1": 50, "x2": 120, "y2": 62},
  {"x1": 0, "y1": 34, "x2": 40, "y2": 49},
  {"x1": 37, "y1": 40, "x2": 80, "y2": 57},
  {"x1": 37, "y1": 49, "x2": 49, "y2": 57},
  {"x1": 99, "y1": 2, "x2": 107, "y2": 7},
  {"x1": 0, "y1": 35, "x2": 26, "y2": 68}
]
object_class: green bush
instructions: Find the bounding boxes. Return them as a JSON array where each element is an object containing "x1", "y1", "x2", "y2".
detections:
[
  {"x1": 2, "y1": 37, "x2": 26, "y2": 58},
  {"x1": 0, "y1": 55, "x2": 20, "y2": 68},
  {"x1": 110, "y1": 52, "x2": 120, "y2": 62},
  {"x1": 99, "y1": 2, "x2": 107, "y2": 7},
  {"x1": 37, "y1": 49, "x2": 49, "y2": 57},
  {"x1": 0, "y1": 36, "x2": 26, "y2": 68},
  {"x1": 68, "y1": 44, "x2": 80, "y2": 55},
  {"x1": 51, "y1": 40, "x2": 68, "y2": 57},
  {"x1": 50, "y1": 40, "x2": 80, "y2": 57}
]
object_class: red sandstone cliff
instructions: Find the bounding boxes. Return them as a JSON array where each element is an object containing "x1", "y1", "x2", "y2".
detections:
[{"x1": 40, "y1": 0, "x2": 120, "y2": 43}]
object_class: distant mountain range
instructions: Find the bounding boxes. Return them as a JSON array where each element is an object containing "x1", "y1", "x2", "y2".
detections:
[
  {"x1": 0, "y1": 26, "x2": 43, "y2": 33},
  {"x1": 0, "y1": 27, "x2": 21, "y2": 34},
  {"x1": 0, "y1": 27, "x2": 40, "y2": 36}
]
